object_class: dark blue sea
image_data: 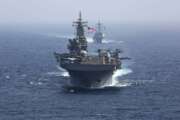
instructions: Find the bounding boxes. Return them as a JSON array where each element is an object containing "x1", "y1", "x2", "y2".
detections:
[{"x1": 0, "y1": 24, "x2": 180, "y2": 120}]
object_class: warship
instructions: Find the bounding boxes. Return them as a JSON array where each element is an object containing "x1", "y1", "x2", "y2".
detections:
[
  {"x1": 93, "y1": 21, "x2": 104, "y2": 44},
  {"x1": 54, "y1": 12, "x2": 126, "y2": 88}
]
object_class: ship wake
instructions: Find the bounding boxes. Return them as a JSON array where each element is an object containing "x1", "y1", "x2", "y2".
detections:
[
  {"x1": 99, "y1": 68, "x2": 133, "y2": 88},
  {"x1": 46, "y1": 66, "x2": 70, "y2": 77},
  {"x1": 63, "y1": 68, "x2": 133, "y2": 93},
  {"x1": 55, "y1": 66, "x2": 133, "y2": 90},
  {"x1": 47, "y1": 33, "x2": 123, "y2": 44}
]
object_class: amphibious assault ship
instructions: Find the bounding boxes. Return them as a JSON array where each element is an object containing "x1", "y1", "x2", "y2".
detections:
[
  {"x1": 54, "y1": 12, "x2": 125, "y2": 88},
  {"x1": 93, "y1": 22, "x2": 105, "y2": 44}
]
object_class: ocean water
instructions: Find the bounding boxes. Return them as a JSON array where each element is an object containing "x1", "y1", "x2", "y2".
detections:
[{"x1": 0, "y1": 25, "x2": 180, "y2": 120}]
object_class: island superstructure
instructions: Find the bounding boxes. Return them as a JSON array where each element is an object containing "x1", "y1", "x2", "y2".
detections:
[{"x1": 54, "y1": 12, "x2": 123, "y2": 88}]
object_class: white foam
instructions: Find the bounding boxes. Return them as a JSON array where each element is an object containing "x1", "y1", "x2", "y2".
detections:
[
  {"x1": 113, "y1": 68, "x2": 132, "y2": 78},
  {"x1": 46, "y1": 71, "x2": 69, "y2": 77},
  {"x1": 29, "y1": 81, "x2": 43, "y2": 86},
  {"x1": 87, "y1": 37, "x2": 123, "y2": 44},
  {"x1": 37, "y1": 82, "x2": 43, "y2": 85},
  {"x1": 47, "y1": 34, "x2": 74, "y2": 39},
  {"x1": 46, "y1": 66, "x2": 70, "y2": 77},
  {"x1": 56, "y1": 65, "x2": 132, "y2": 88},
  {"x1": 103, "y1": 39, "x2": 123, "y2": 44},
  {"x1": 29, "y1": 81, "x2": 34, "y2": 85},
  {"x1": 46, "y1": 71, "x2": 61, "y2": 76},
  {"x1": 47, "y1": 34, "x2": 94, "y2": 43},
  {"x1": 61, "y1": 72, "x2": 70, "y2": 77},
  {"x1": 5, "y1": 75, "x2": 10, "y2": 79},
  {"x1": 109, "y1": 68, "x2": 133, "y2": 87},
  {"x1": 47, "y1": 33, "x2": 123, "y2": 44},
  {"x1": 56, "y1": 66, "x2": 70, "y2": 77}
]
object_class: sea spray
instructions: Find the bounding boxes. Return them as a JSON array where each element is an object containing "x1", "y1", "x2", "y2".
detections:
[
  {"x1": 56, "y1": 65, "x2": 70, "y2": 77},
  {"x1": 110, "y1": 68, "x2": 133, "y2": 87},
  {"x1": 56, "y1": 66, "x2": 133, "y2": 88},
  {"x1": 47, "y1": 33, "x2": 123, "y2": 44}
]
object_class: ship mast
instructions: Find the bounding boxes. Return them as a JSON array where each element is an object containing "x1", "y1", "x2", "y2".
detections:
[
  {"x1": 97, "y1": 21, "x2": 102, "y2": 32},
  {"x1": 73, "y1": 12, "x2": 88, "y2": 51}
]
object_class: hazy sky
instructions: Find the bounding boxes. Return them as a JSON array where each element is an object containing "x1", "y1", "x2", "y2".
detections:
[{"x1": 0, "y1": 0, "x2": 180, "y2": 25}]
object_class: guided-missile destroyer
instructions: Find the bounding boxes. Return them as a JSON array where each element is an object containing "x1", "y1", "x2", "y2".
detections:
[
  {"x1": 93, "y1": 22, "x2": 105, "y2": 44},
  {"x1": 54, "y1": 12, "x2": 125, "y2": 88}
]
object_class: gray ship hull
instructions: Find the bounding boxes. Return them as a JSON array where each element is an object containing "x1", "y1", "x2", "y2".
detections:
[
  {"x1": 54, "y1": 13, "x2": 123, "y2": 88},
  {"x1": 61, "y1": 63, "x2": 118, "y2": 87}
]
